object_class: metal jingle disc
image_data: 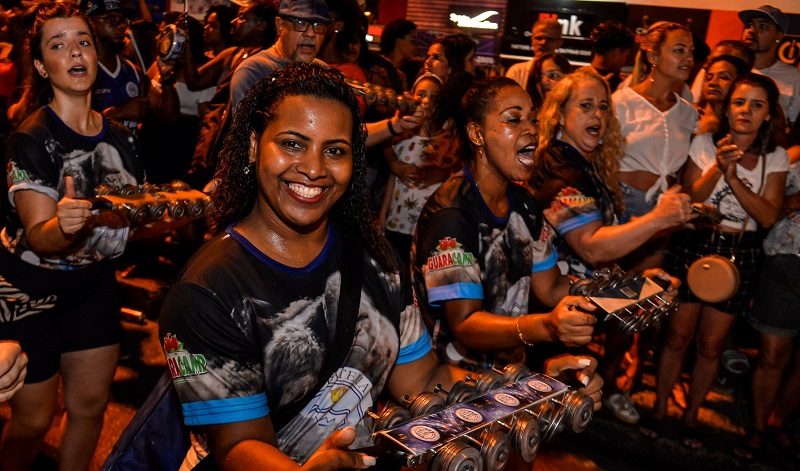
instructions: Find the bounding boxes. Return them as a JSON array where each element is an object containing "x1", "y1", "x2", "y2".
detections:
[
  {"x1": 500, "y1": 364, "x2": 531, "y2": 384},
  {"x1": 203, "y1": 199, "x2": 214, "y2": 215},
  {"x1": 479, "y1": 428, "x2": 510, "y2": 471},
  {"x1": 563, "y1": 392, "x2": 594, "y2": 433},
  {"x1": 547, "y1": 402, "x2": 567, "y2": 437},
  {"x1": 409, "y1": 392, "x2": 446, "y2": 417},
  {"x1": 95, "y1": 184, "x2": 116, "y2": 196},
  {"x1": 475, "y1": 370, "x2": 504, "y2": 395},
  {"x1": 618, "y1": 313, "x2": 639, "y2": 334},
  {"x1": 568, "y1": 278, "x2": 592, "y2": 296},
  {"x1": 431, "y1": 442, "x2": 484, "y2": 471},
  {"x1": 531, "y1": 401, "x2": 556, "y2": 440},
  {"x1": 125, "y1": 203, "x2": 148, "y2": 222},
  {"x1": 167, "y1": 201, "x2": 186, "y2": 219},
  {"x1": 510, "y1": 414, "x2": 540, "y2": 463},
  {"x1": 170, "y1": 180, "x2": 191, "y2": 191},
  {"x1": 447, "y1": 381, "x2": 478, "y2": 405},
  {"x1": 141, "y1": 183, "x2": 160, "y2": 194},
  {"x1": 186, "y1": 201, "x2": 204, "y2": 218},
  {"x1": 119, "y1": 183, "x2": 139, "y2": 195},
  {"x1": 148, "y1": 202, "x2": 167, "y2": 220},
  {"x1": 375, "y1": 404, "x2": 411, "y2": 431}
]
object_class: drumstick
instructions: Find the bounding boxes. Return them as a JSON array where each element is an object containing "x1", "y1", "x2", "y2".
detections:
[{"x1": 127, "y1": 30, "x2": 148, "y2": 75}]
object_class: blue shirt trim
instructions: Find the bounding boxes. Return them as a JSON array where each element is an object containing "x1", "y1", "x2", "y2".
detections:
[
  {"x1": 397, "y1": 333, "x2": 432, "y2": 365},
  {"x1": 181, "y1": 393, "x2": 270, "y2": 426},
  {"x1": 533, "y1": 250, "x2": 558, "y2": 273},
  {"x1": 428, "y1": 283, "x2": 483, "y2": 306},
  {"x1": 225, "y1": 223, "x2": 334, "y2": 274},
  {"x1": 44, "y1": 105, "x2": 107, "y2": 142},
  {"x1": 463, "y1": 166, "x2": 513, "y2": 225},
  {"x1": 556, "y1": 211, "x2": 602, "y2": 235}
]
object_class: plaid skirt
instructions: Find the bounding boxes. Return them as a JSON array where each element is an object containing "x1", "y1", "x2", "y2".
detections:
[{"x1": 662, "y1": 228, "x2": 764, "y2": 316}]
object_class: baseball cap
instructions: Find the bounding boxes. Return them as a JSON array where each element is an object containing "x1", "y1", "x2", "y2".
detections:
[
  {"x1": 278, "y1": 0, "x2": 331, "y2": 24},
  {"x1": 738, "y1": 5, "x2": 790, "y2": 33}
]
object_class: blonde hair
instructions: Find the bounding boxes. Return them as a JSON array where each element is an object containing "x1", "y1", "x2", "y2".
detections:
[
  {"x1": 631, "y1": 21, "x2": 689, "y2": 86},
  {"x1": 536, "y1": 67, "x2": 625, "y2": 216}
]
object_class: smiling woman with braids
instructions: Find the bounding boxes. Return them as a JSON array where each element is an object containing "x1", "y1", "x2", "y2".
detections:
[{"x1": 158, "y1": 62, "x2": 474, "y2": 470}]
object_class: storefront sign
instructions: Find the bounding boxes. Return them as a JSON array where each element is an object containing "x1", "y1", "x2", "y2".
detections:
[
  {"x1": 449, "y1": 7, "x2": 502, "y2": 31},
  {"x1": 501, "y1": 0, "x2": 627, "y2": 65}
]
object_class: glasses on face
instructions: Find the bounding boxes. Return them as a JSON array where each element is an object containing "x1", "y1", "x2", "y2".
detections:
[
  {"x1": 285, "y1": 17, "x2": 327, "y2": 34},
  {"x1": 97, "y1": 14, "x2": 130, "y2": 27},
  {"x1": 541, "y1": 71, "x2": 564, "y2": 81},
  {"x1": 400, "y1": 35, "x2": 417, "y2": 44}
]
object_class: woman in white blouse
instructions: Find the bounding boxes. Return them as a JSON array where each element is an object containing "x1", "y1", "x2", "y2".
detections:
[
  {"x1": 647, "y1": 74, "x2": 788, "y2": 448},
  {"x1": 612, "y1": 21, "x2": 698, "y2": 268},
  {"x1": 605, "y1": 21, "x2": 698, "y2": 427}
]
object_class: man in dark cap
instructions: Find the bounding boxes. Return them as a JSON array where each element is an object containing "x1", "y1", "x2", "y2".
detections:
[
  {"x1": 80, "y1": 0, "x2": 178, "y2": 133},
  {"x1": 740, "y1": 5, "x2": 800, "y2": 124},
  {"x1": 231, "y1": 0, "x2": 331, "y2": 109}
]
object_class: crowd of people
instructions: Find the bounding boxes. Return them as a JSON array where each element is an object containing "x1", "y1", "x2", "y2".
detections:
[{"x1": 0, "y1": 0, "x2": 798, "y2": 470}]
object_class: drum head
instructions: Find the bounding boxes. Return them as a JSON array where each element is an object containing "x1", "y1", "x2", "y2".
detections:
[{"x1": 687, "y1": 255, "x2": 740, "y2": 303}]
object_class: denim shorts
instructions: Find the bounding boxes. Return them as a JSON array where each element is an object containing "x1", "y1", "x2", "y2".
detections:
[
  {"x1": 748, "y1": 254, "x2": 800, "y2": 337},
  {"x1": 619, "y1": 181, "x2": 657, "y2": 223}
]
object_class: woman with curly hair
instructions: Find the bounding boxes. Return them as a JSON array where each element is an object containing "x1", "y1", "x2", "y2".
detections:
[
  {"x1": 158, "y1": 62, "x2": 471, "y2": 469},
  {"x1": 530, "y1": 68, "x2": 692, "y2": 425},
  {"x1": 203, "y1": 4, "x2": 238, "y2": 58}
]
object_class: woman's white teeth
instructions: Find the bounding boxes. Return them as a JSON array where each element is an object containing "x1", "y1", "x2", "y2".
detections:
[
  {"x1": 587, "y1": 126, "x2": 600, "y2": 135},
  {"x1": 288, "y1": 183, "x2": 323, "y2": 198}
]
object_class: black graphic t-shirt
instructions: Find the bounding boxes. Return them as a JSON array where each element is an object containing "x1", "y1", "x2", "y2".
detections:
[
  {"x1": 158, "y1": 224, "x2": 431, "y2": 464},
  {"x1": 3, "y1": 106, "x2": 140, "y2": 269},
  {"x1": 411, "y1": 168, "x2": 557, "y2": 371},
  {"x1": 531, "y1": 140, "x2": 619, "y2": 276}
]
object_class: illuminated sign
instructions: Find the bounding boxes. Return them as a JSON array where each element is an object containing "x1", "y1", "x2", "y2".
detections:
[{"x1": 448, "y1": 7, "x2": 503, "y2": 31}]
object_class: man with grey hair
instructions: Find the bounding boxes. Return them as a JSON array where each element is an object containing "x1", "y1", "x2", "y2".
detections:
[
  {"x1": 506, "y1": 18, "x2": 564, "y2": 88},
  {"x1": 231, "y1": 0, "x2": 331, "y2": 109}
]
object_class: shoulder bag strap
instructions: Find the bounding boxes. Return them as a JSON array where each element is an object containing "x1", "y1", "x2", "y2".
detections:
[
  {"x1": 731, "y1": 154, "x2": 767, "y2": 260},
  {"x1": 270, "y1": 231, "x2": 364, "y2": 432}
]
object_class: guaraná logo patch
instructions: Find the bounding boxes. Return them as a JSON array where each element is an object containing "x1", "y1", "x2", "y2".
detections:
[
  {"x1": 164, "y1": 333, "x2": 207, "y2": 381},
  {"x1": 427, "y1": 237, "x2": 474, "y2": 271}
]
